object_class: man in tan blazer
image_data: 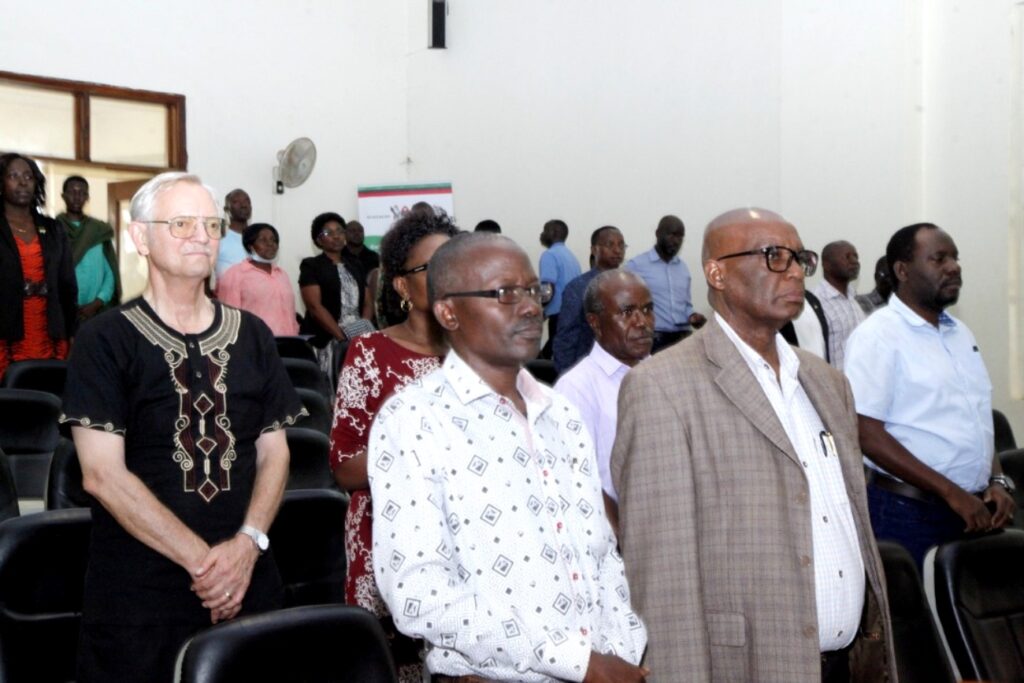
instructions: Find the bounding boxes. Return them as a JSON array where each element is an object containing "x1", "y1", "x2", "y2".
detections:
[{"x1": 611, "y1": 208, "x2": 896, "y2": 682}]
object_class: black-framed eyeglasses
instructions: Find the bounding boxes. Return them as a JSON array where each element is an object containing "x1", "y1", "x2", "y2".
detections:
[
  {"x1": 146, "y1": 216, "x2": 225, "y2": 240},
  {"x1": 399, "y1": 263, "x2": 429, "y2": 276},
  {"x1": 714, "y1": 245, "x2": 818, "y2": 276},
  {"x1": 443, "y1": 282, "x2": 554, "y2": 306}
]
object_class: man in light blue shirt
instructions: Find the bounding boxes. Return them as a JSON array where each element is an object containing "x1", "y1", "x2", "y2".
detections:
[
  {"x1": 845, "y1": 222, "x2": 1015, "y2": 567},
  {"x1": 215, "y1": 189, "x2": 251, "y2": 280},
  {"x1": 626, "y1": 215, "x2": 706, "y2": 353},
  {"x1": 555, "y1": 269, "x2": 653, "y2": 533},
  {"x1": 538, "y1": 219, "x2": 581, "y2": 358}
]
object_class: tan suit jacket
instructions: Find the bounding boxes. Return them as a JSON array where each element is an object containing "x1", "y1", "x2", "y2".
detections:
[{"x1": 611, "y1": 318, "x2": 896, "y2": 682}]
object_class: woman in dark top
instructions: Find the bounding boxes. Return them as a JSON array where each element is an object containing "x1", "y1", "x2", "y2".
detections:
[
  {"x1": 298, "y1": 212, "x2": 372, "y2": 375},
  {"x1": 0, "y1": 152, "x2": 77, "y2": 379}
]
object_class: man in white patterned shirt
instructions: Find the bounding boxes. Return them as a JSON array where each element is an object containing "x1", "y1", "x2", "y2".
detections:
[
  {"x1": 812, "y1": 241, "x2": 866, "y2": 370},
  {"x1": 370, "y1": 233, "x2": 648, "y2": 682}
]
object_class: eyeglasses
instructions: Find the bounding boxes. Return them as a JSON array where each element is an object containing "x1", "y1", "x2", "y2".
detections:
[
  {"x1": 319, "y1": 227, "x2": 345, "y2": 239},
  {"x1": 614, "y1": 303, "x2": 655, "y2": 321},
  {"x1": 399, "y1": 263, "x2": 429, "y2": 276},
  {"x1": 147, "y1": 216, "x2": 225, "y2": 240},
  {"x1": 714, "y1": 245, "x2": 818, "y2": 276},
  {"x1": 443, "y1": 282, "x2": 554, "y2": 306}
]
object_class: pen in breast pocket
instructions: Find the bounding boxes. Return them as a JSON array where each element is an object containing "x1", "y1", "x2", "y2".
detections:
[{"x1": 818, "y1": 430, "x2": 836, "y2": 458}]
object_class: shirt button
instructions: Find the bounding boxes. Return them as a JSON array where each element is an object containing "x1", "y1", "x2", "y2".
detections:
[
  {"x1": 803, "y1": 625, "x2": 815, "y2": 638},
  {"x1": 188, "y1": 341, "x2": 195, "y2": 349},
  {"x1": 194, "y1": 371, "x2": 202, "y2": 379},
  {"x1": 572, "y1": 573, "x2": 579, "y2": 580},
  {"x1": 580, "y1": 627, "x2": 588, "y2": 636},
  {"x1": 800, "y1": 555, "x2": 811, "y2": 567},
  {"x1": 557, "y1": 522, "x2": 563, "y2": 532}
]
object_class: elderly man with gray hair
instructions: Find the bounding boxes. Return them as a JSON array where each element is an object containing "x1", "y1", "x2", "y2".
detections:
[
  {"x1": 555, "y1": 269, "x2": 654, "y2": 533},
  {"x1": 61, "y1": 172, "x2": 305, "y2": 683}
]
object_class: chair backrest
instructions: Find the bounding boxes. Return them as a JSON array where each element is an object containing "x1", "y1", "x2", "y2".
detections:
[
  {"x1": 0, "y1": 447, "x2": 19, "y2": 522},
  {"x1": 877, "y1": 541, "x2": 955, "y2": 683},
  {"x1": 0, "y1": 388, "x2": 63, "y2": 498},
  {"x1": 269, "y1": 489, "x2": 348, "y2": 608},
  {"x1": 284, "y1": 427, "x2": 334, "y2": 490},
  {"x1": 525, "y1": 359, "x2": 557, "y2": 386},
  {"x1": 281, "y1": 358, "x2": 332, "y2": 401},
  {"x1": 999, "y1": 448, "x2": 1024, "y2": 529},
  {"x1": 926, "y1": 529, "x2": 1024, "y2": 682},
  {"x1": 0, "y1": 359, "x2": 68, "y2": 398},
  {"x1": 275, "y1": 336, "x2": 318, "y2": 364},
  {"x1": 45, "y1": 437, "x2": 93, "y2": 510},
  {"x1": 0, "y1": 508, "x2": 91, "y2": 682},
  {"x1": 994, "y1": 408, "x2": 1017, "y2": 453},
  {"x1": 294, "y1": 387, "x2": 332, "y2": 435},
  {"x1": 174, "y1": 604, "x2": 397, "y2": 683}
]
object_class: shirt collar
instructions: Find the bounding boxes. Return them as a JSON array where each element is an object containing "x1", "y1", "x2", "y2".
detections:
[
  {"x1": 441, "y1": 349, "x2": 553, "y2": 418},
  {"x1": 890, "y1": 292, "x2": 957, "y2": 329},
  {"x1": 646, "y1": 246, "x2": 679, "y2": 265},
  {"x1": 714, "y1": 312, "x2": 800, "y2": 382},
  {"x1": 590, "y1": 341, "x2": 634, "y2": 379},
  {"x1": 818, "y1": 279, "x2": 856, "y2": 300}
]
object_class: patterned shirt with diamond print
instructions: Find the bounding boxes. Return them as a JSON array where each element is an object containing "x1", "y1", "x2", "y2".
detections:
[
  {"x1": 369, "y1": 350, "x2": 647, "y2": 682},
  {"x1": 60, "y1": 298, "x2": 306, "y2": 625}
]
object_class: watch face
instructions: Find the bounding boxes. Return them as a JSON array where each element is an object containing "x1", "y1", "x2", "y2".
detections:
[{"x1": 257, "y1": 533, "x2": 269, "y2": 551}]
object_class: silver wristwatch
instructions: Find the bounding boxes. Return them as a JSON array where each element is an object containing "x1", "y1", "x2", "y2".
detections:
[
  {"x1": 238, "y1": 525, "x2": 270, "y2": 554},
  {"x1": 989, "y1": 474, "x2": 1016, "y2": 495}
]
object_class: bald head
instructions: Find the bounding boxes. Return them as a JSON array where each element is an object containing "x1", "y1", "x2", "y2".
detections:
[
  {"x1": 701, "y1": 208, "x2": 792, "y2": 262},
  {"x1": 701, "y1": 207, "x2": 809, "y2": 336}
]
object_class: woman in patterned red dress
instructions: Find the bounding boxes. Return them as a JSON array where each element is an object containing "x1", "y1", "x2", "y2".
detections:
[
  {"x1": 330, "y1": 211, "x2": 459, "y2": 681},
  {"x1": 0, "y1": 153, "x2": 77, "y2": 381}
]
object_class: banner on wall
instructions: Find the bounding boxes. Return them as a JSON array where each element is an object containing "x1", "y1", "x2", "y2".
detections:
[{"x1": 357, "y1": 183, "x2": 454, "y2": 249}]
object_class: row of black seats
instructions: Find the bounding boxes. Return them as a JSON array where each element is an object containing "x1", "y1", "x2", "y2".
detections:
[{"x1": 0, "y1": 488, "x2": 355, "y2": 682}]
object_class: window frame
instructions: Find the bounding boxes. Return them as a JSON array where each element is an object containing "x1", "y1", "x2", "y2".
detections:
[{"x1": 0, "y1": 69, "x2": 187, "y2": 172}]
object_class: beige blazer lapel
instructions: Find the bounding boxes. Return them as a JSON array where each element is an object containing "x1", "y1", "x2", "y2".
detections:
[{"x1": 702, "y1": 320, "x2": 802, "y2": 469}]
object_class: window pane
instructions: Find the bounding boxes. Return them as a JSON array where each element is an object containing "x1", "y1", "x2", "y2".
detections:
[
  {"x1": 0, "y1": 82, "x2": 75, "y2": 158},
  {"x1": 91, "y1": 97, "x2": 169, "y2": 167}
]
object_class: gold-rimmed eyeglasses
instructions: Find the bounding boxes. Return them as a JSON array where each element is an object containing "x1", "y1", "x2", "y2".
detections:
[{"x1": 146, "y1": 216, "x2": 225, "y2": 240}]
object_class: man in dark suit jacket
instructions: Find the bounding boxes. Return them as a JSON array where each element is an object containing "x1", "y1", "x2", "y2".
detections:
[{"x1": 612, "y1": 208, "x2": 896, "y2": 682}]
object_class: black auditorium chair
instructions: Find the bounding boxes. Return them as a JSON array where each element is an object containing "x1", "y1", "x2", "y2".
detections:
[
  {"x1": 0, "y1": 507, "x2": 91, "y2": 683},
  {"x1": 994, "y1": 409, "x2": 1017, "y2": 453},
  {"x1": 284, "y1": 427, "x2": 334, "y2": 490},
  {"x1": 45, "y1": 437, "x2": 92, "y2": 510},
  {"x1": 0, "y1": 447, "x2": 19, "y2": 522},
  {"x1": 174, "y1": 604, "x2": 397, "y2": 683},
  {"x1": 269, "y1": 489, "x2": 348, "y2": 608},
  {"x1": 0, "y1": 388, "x2": 62, "y2": 499},
  {"x1": 282, "y1": 357, "x2": 333, "y2": 402},
  {"x1": 926, "y1": 529, "x2": 1024, "y2": 683},
  {"x1": 275, "y1": 336, "x2": 318, "y2": 364},
  {"x1": 877, "y1": 541, "x2": 955, "y2": 683},
  {"x1": 294, "y1": 387, "x2": 332, "y2": 435},
  {"x1": 525, "y1": 358, "x2": 558, "y2": 386},
  {"x1": 1, "y1": 358, "x2": 68, "y2": 398},
  {"x1": 999, "y1": 448, "x2": 1024, "y2": 529}
]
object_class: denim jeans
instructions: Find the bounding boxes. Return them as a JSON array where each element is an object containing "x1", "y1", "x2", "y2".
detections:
[{"x1": 866, "y1": 483, "x2": 967, "y2": 569}]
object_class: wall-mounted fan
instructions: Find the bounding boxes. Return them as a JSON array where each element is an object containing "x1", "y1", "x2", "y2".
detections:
[{"x1": 274, "y1": 137, "x2": 317, "y2": 194}]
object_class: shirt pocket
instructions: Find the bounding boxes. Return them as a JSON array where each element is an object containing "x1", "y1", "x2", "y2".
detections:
[{"x1": 707, "y1": 611, "x2": 747, "y2": 647}]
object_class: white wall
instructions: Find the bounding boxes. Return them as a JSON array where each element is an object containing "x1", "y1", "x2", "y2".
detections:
[{"x1": 2, "y1": 0, "x2": 1021, "y2": 429}]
